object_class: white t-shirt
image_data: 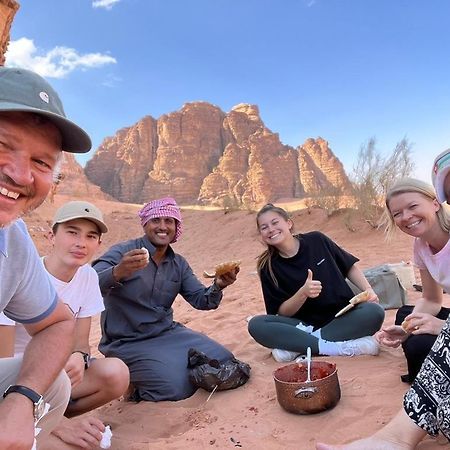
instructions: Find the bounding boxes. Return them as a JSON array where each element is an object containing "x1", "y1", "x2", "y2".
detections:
[
  {"x1": 414, "y1": 234, "x2": 450, "y2": 293},
  {"x1": 0, "y1": 259, "x2": 104, "y2": 356}
]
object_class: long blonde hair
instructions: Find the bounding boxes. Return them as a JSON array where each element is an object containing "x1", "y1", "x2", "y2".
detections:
[
  {"x1": 256, "y1": 203, "x2": 294, "y2": 286},
  {"x1": 383, "y1": 177, "x2": 450, "y2": 240}
]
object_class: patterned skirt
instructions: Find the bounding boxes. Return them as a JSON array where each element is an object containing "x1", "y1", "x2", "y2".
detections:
[{"x1": 403, "y1": 316, "x2": 450, "y2": 440}]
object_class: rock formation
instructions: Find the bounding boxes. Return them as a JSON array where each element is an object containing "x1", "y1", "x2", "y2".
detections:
[
  {"x1": 52, "y1": 153, "x2": 111, "y2": 202},
  {"x1": 298, "y1": 137, "x2": 352, "y2": 196},
  {"x1": 85, "y1": 102, "x2": 351, "y2": 206},
  {"x1": 141, "y1": 103, "x2": 228, "y2": 203},
  {"x1": 199, "y1": 105, "x2": 302, "y2": 207},
  {"x1": 0, "y1": 2, "x2": 352, "y2": 208},
  {"x1": 85, "y1": 116, "x2": 157, "y2": 203},
  {"x1": 0, "y1": 0, "x2": 19, "y2": 66}
]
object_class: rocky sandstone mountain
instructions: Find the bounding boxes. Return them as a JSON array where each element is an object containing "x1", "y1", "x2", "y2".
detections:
[
  {"x1": 0, "y1": 0, "x2": 18, "y2": 66},
  {"x1": 0, "y1": 3, "x2": 350, "y2": 208},
  {"x1": 85, "y1": 102, "x2": 351, "y2": 207},
  {"x1": 84, "y1": 116, "x2": 158, "y2": 203},
  {"x1": 298, "y1": 137, "x2": 352, "y2": 195},
  {"x1": 52, "y1": 153, "x2": 111, "y2": 202}
]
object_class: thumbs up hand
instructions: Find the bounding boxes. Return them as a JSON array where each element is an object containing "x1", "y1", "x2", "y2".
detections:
[{"x1": 301, "y1": 269, "x2": 322, "y2": 299}]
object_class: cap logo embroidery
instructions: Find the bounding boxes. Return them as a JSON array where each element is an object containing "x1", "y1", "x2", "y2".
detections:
[{"x1": 39, "y1": 91, "x2": 49, "y2": 103}]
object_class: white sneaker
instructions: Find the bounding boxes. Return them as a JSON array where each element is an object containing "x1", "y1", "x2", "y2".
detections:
[
  {"x1": 295, "y1": 322, "x2": 314, "y2": 333},
  {"x1": 338, "y1": 336, "x2": 379, "y2": 356},
  {"x1": 319, "y1": 336, "x2": 380, "y2": 357},
  {"x1": 271, "y1": 348, "x2": 300, "y2": 362}
]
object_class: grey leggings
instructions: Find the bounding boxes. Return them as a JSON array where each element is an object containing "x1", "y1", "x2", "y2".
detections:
[{"x1": 248, "y1": 302, "x2": 385, "y2": 355}]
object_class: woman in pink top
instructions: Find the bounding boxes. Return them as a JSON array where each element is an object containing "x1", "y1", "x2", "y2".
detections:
[
  {"x1": 317, "y1": 150, "x2": 450, "y2": 449},
  {"x1": 377, "y1": 178, "x2": 450, "y2": 383}
]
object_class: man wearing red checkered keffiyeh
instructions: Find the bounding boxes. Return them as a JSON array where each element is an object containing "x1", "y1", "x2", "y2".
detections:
[
  {"x1": 93, "y1": 197, "x2": 243, "y2": 402},
  {"x1": 138, "y1": 197, "x2": 183, "y2": 243}
]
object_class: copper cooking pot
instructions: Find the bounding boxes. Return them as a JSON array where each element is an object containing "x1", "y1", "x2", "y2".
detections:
[{"x1": 273, "y1": 361, "x2": 341, "y2": 414}]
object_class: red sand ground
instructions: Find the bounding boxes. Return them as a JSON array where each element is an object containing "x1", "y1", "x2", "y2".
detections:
[{"x1": 26, "y1": 196, "x2": 449, "y2": 450}]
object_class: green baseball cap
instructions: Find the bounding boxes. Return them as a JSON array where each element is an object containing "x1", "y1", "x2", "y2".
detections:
[{"x1": 0, "y1": 67, "x2": 91, "y2": 153}]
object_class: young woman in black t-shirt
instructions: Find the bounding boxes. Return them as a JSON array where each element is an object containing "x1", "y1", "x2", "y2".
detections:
[{"x1": 247, "y1": 203, "x2": 385, "y2": 361}]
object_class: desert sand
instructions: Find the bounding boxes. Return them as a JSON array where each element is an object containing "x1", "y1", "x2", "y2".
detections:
[{"x1": 26, "y1": 195, "x2": 449, "y2": 450}]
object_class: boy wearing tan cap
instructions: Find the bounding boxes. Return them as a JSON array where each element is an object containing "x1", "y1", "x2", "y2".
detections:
[{"x1": 0, "y1": 201, "x2": 129, "y2": 448}]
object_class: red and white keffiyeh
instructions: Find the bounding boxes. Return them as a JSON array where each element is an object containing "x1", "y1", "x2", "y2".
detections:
[{"x1": 138, "y1": 197, "x2": 183, "y2": 243}]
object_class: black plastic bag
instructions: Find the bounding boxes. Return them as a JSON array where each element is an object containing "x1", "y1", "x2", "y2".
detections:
[{"x1": 187, "y1": 348, "x2": 251, "y2": 392}]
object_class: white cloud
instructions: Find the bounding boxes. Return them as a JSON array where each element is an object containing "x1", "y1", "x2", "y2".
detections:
[
  {"x1": 102, "y1": 74, "x2": 122, "y2": 88},
  {"x1": 92, "y1": 0, "x2": 120, "y2": 10},
  {"x1": 5, "y1": 37, "x2": 117, "y2": 79}
]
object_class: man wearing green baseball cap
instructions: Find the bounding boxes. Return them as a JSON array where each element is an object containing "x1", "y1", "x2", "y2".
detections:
[{"x1": 0, "y1": 67, "x2": 91, "y2": 450}]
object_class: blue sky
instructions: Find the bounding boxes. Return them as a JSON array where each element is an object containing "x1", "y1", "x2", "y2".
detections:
[{"x1": 7, "y1": 0, "x2": 450, "y2": 182}]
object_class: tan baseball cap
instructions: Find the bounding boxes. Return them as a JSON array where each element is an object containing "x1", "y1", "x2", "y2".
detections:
[{"x1": 52, "y1": 201, "x2": 108, "y2": 233}]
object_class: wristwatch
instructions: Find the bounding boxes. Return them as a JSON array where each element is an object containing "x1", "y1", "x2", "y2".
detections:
[
  {"x1": 3, "y1": 384, "x2": 45, "y2": 421},
  {"x1": 73, "y1": 350, "x2": 91, "y2": 370}
]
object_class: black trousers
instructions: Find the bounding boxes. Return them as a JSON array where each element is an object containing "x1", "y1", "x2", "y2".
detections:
[{"x1": 395, "y1": 305, "x2": 450, "y2": 382}]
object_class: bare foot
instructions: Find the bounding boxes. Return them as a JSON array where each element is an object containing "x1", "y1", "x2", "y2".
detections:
[
  {"x1": 316, "y1": 436, "x2": 412, "y2": 450},
  {"x1": 317, "y1": 408, "x2": 425, "y2": 450},
  {"x1": 51, "y1": 415, "x2": 105, "y2": 449}
]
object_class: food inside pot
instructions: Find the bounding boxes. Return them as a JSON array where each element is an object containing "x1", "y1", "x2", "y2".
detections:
[
  {"x1": 273, "y1": 361, "x2": 341, "y2": 414},
  {"x1": 276, "y1": 363, "x2": 334, "y2": 383}
]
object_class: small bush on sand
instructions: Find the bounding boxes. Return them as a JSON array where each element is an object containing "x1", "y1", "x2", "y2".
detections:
[
  {"x1": 306, "y1": 137, "x2": 414, "y2": 229},
  {"x1": 351, "y1": 137, "x2": 415, "y2": 225},
  {"x1": 221, "y1": 194, "x2": 241, "y2": 213},
  {"x1": 309, "y1": 185, "x2": 345, "y2": 216}
]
